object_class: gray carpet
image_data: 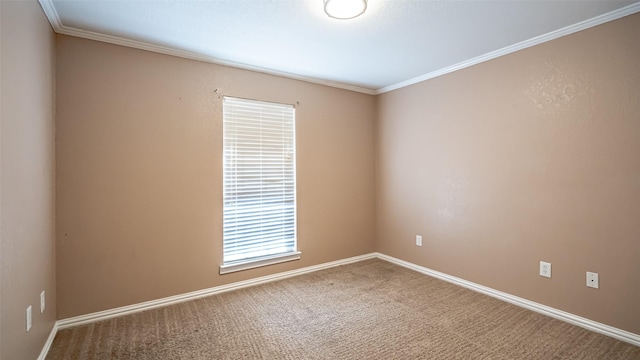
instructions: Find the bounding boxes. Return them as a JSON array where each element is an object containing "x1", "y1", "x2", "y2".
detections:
[{"x1": 46, "y1": 259, "x2": 640, "y2": 359}]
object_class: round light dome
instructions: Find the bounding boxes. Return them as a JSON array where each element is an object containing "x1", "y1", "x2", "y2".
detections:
[{"x1": 324, "y1": 0, "x2": 367, "y2": 20}]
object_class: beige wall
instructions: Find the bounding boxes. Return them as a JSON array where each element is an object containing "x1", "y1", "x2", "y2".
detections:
[
  {"x1": 52, "y1": 6, "x2": 640, "y2": 340},
  {"x1": 376, "y1": 13, "x2": 640, "y2": 334},
  {"x1": 1, "y1": 1, "x2": 57, "y2": 359},
  {"x1": 55, "y1": 35, "x2": 376, "y2": 318}
]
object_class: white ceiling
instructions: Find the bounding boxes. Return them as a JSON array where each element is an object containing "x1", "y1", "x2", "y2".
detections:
[{"x1": 40, "y1": 0, "x2": 640, "y2": 94}]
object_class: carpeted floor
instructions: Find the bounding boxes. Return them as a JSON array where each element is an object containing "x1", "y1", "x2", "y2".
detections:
[{"x1": 46, "y1": 259, "x2": 640, "y2": 359}]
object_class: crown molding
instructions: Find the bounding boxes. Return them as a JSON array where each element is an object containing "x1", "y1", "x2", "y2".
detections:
[
  {"x1": 38, "y1": 0, "x2": 62, "y2": 31},
  {"x1": 38, "y1": 0, "x2": 640, "y2": 96},
  {"x1": 37, "y1": 0, "x2": 376, "y2": 95},
  {"x1": 375, "y1": 2, "x2": 640, "y2": 94}
]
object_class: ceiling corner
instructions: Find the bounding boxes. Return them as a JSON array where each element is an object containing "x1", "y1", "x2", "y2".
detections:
[{"x1": 39, "y1": 0, "x2": 63, "y2": 32}]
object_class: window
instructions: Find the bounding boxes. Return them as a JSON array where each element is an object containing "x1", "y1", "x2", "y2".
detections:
[{"x1": 220, "y1": 97, "x2": 299, "y2": 274}]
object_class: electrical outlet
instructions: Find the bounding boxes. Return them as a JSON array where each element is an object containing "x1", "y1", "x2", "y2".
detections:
[
  {"x1": 26, "y1": 306, "x2": 32, "y2": 332},
  {"x1": 416, "y1": 235, "x2": 422, "y2": 246},
  {"x1": 586, "y1": 272, "x2": 599, "y2": 289},
  {"x1": 40, "y1": 291, "x2": 46, "y2": 313},
  {"x1": 539, "y1": 261, "x2": 551, "y2": 278}
]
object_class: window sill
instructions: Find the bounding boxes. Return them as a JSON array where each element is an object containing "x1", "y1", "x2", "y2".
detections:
[{"x1": 219, "y1": 251, "x2": 302, "y2": 275}]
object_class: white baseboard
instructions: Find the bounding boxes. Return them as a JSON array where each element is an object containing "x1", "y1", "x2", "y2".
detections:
[
  {"x1": 42, "y1": 251, "x2": 639, "y2": 359},
  {"x1": 37, "y1": 322, "x2": 58, "y2": 360},
  {"x1": 55, "y1": 253, "x2": 377, "y2": 330},
  {"x1": 374, "y1": 252, "x2": 640, "y2": 347}
]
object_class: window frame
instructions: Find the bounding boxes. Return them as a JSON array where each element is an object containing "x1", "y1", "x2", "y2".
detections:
[{"x1": 220, "y1": 96, "x2": 300, "y2": 274}]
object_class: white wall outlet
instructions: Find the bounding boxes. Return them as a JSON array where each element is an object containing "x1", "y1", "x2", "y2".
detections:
[
  {"x1": 40, "y1": 291, "x2": 46, "y2": 313},
  {"x1": 539, "y1": 261, "x2": 551, "y2": 278},
  {"x1": 416, "y1": 235, "x2": 422, "y2": 246},
  {"x1": 586, "y1": 272, "x2": 599, "y2": 289},
  {"x1": 26, "y1": 306, "x2": 32, "y2": 332}
]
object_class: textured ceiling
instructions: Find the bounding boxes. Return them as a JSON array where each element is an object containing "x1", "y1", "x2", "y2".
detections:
[{"x1": 40, "y1": 0, "x2": 640, "y2": 94}]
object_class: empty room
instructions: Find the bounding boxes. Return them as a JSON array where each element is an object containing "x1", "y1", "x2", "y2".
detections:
[{"x1": 1, "y1": 0, "x2": 639, "y2": 359}]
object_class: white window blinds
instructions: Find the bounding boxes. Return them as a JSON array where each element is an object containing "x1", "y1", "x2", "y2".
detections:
[{"x1": 222, "y1": 97, "x2": 297, "y2": 267}]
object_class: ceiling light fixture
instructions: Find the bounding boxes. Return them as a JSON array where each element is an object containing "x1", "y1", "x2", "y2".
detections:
[{"x1": 324, "y1": 0, "x2": 367, "y2": 20}]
